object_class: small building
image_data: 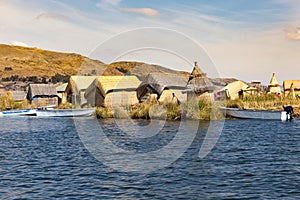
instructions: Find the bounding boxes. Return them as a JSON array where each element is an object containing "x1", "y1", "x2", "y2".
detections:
[
  {"x1": 65, "y1": 76, "x2": 98, "y2": 107},
  {"x1": 137, "y1": 72, "x2": 188, "y2": 104},
  {"x1": 85, "y1": 76, "x2": 141, "y2": 107},
  {"x1": 216, "y1": 80, "x2": 249, "y2": 100},
  {"x1": 241, "y1": 86, "x2": 259, "y2": 97},
  {"x1": 27, "y1": 84, "x2": 59, "y2": 107},
  {"x1": 185, "y1": 61, "x2": 215, "y2": 101},
  {"x1": 283, "y1": 80, "x2": 300, "y2": 98},
  {"x1": 268, "y1": 73, "x2": 281, "y2": 94},
  {"x1": 56, "y1": 83, "x2": 68, "y2": 104},
  {"x1": 11, "y1": 91, "x2": 27, "y2": 101}
]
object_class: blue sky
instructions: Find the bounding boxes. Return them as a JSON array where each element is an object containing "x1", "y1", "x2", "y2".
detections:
[{"x1": 1, "y1": 0, "x2": 300, "y2": 84}]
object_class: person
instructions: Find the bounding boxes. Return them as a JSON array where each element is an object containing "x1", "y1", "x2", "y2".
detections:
[{"x1": 283, "y1": 105, "x2": 294, "y2": 121}]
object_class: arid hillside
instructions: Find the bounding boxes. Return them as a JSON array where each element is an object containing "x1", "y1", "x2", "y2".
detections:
[{"x1": 0, "y1": 44, "x2": 188, "y2": 80}]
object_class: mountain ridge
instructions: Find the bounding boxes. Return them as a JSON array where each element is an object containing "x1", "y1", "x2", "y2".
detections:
[{"x1": 0, "y1": 44, "x2": 189, "y2": 80}]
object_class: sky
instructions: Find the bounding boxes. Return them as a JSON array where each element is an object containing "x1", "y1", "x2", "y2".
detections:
[{"x1": 1, "y1": 0, "x2": 300, "y2": 84}]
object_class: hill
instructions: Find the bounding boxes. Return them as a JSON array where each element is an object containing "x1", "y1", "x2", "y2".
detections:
[
  {"x1": 0, "y1": 44, "x2": 189, "y2": 81},
  {"x1": 0, "y1": 44, "x2": 122, "y2": 79}
]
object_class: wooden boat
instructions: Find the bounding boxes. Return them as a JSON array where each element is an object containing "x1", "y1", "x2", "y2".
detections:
[
  {"x1": 219, "y1": 107, "x2": 291, "y2": 121},
  {"x1": 36, "y1": 108, "x2": 95, "y2": 117},
  {"x1": 0, "y1": 109, "x2": 37, "y2": 117}
]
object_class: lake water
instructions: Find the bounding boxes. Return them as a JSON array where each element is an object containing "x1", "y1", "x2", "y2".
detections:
[{"x1": 0, "y1": 117, "x2": 299, "y2": 199}]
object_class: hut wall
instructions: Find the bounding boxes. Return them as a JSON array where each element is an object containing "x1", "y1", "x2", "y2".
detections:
[
  {"x1": 158, "y1": 89, "x2": 186, "y2": 104},
  {"x1": 57, "y1": 92, "x2": 67, "y2": 104},
  {"x1": 85, "y1": 87, "x2": 104, "y2": 107},
  {"x1": 268, "y1": 86, "x2": 281, "y2": 94},
  {"x1": 104, "y1": 91, "x2": 139, "y2": 107},
  {"x1": 31, "y1": 97, "x2": 58, "y2": 107}
]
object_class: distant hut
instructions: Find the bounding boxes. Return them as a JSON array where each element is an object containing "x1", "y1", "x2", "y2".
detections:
[
  {"x1": 268, "y1": 73, "x2": 281, "y2": 94},
  {"x1": 216, "y1": 80, "x2": 249, "y2": 100},
  {"x1": 85, "y1": 76, "x2": 141, "y2": 107},
  {"x1": 241, "y1": 86, "x2": 259, "y2": 97},
  {"x1": 0, "y1": 84, "x2": 6, "y2": 96},
  {"x1": 56, "y1": 83, "x2": 68, "y2": 104},
  {"x1": 185, "y1": 61, "x2": 215, "y2": 100},
  {"x1": 27, "y1": 84, "x2": 59, "y2": 107},
  {"x1": 12, "y1": 91, "x2": 27, "y2": 102},
  {"x1": 283, "y1": 80, "x2": 300, "y2": 98},
  {"x1": 65, "y1": 76, "x2": 98, "y2": 107},
  {"x1": 137, "y1": 72, "x2": 188, "y2": 104}
]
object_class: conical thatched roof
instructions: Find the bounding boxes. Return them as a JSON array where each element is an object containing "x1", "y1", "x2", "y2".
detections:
[
  {"x1": 268, "y1": 73, "x2": 281, "y2": 93},
  {"x1": 186, "y1": 61, "x2": 214, "y2": 93},
  {"x1": 189, "y1": 61, "x2": 206, "y2": 79},
  {"x1": 268, "y1": 73, "x2": 280, "y2": 87}
]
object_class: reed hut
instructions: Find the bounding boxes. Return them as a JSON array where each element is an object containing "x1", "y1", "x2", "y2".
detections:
[
  {"x1": 267, "y1": 73, "x2": 281, "y2": 94},
  {"x1": 283, "y1": 80, "x2": 300, "y2": 98},
  {"x1": 12, "y1": 91, "x2": 27, "y2": 101},
  {"x1": 137, "y1": 72, "x2": 188, "y2": 104},
  {"x1": 65, "y1": 76, "x2": 98, "y2": 107},
  {"x1": 56, "y1": 83, "x2": 68, "y2": 104},
  {"x1": 216, "y1": 80, "x2": 249, "y2": 100},
  {"x1": 27, "y1": 84, "x2": 59, "y2": 107},
  {"x1": 85, "y1": 76, "x2": 141, "y2": 107},
  {"x1": 185, "y1": 61, "x2": 215, "y2": 101}
]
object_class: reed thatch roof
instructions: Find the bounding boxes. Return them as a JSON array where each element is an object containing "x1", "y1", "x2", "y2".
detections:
[
  {"x1": 186, "y1": 62, "x2": 214, "y2": 93},
  {"x1": 27, "y1": 84, "x2": 57, "y2": 100},
  {"x1": 268, "y1": 73, "x2": 280, "y2": 87},
  {"x1": 67, "y1": 76, "x2": 98, "y2": 94},
  {"x1": 283, "y1": 80, "x2": 300, "y2": 90},
  {"x1": 87, "y1": 76, "x2": 141, "y2": 95},
  {"x1": 137, "y1": 72, "x2": 188, "y2": 100}
]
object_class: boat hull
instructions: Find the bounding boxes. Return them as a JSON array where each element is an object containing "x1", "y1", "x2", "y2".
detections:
[
  {"x1": 0, "y1": 109, "x2": 37, "y2": 117},
  {"x1": 36, "y1": 108, "x2": 94, "y2": 117},
  {"x1": 219, "y1": 107, "x2": 290, "y2": 121}
]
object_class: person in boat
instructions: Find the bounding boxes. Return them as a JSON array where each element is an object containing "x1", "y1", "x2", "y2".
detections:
[{"x1": 283, "y1": 105, "x2": 294, "y2": 120}]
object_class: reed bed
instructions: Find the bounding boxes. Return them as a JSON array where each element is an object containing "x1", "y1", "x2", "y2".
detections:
[{"x1": 226, "y1": 96, "x2": 300, "y2": 117}]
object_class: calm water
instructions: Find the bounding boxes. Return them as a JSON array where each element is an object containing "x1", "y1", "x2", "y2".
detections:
[{"x1": 0, "y1": 117, "x2": 299, "y2": 199}]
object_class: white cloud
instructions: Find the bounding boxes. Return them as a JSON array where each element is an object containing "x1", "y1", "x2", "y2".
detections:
[
  {"x1": 285, "y1": 27, "x2": 300, "y2": 40},
  {"x1": 121, "y1": 8, "x2": 160, "y2": 17},
  {"x1": 35, "y1": 13, "x2": 69, "y2": 20}
]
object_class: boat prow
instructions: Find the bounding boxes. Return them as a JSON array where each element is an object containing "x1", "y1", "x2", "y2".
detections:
[{"x1": 0, "y1": 109, "x2": 37, "y2": 117}]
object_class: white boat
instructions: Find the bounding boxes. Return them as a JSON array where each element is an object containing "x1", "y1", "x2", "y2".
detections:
[
  {"x1": 0, "y1": 109, "x2": 37, "y2": 117},
  {"x1": 36, "y1": 108, "x2": 95, "y2": 117},
  {"x1": 219, "y1": 107, "x2": 292, "y2": 121}
]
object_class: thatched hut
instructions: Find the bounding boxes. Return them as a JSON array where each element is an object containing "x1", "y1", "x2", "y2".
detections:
[
  {"x1": 27, "y1": 84, "x2": 59, "y2": 107},
  {"x1": 268, "y1": 73, "x2": 281, "y2": 94},
  {"x1": 65, "y1": 76, "x2": 98, "y2": 107},
  {"x1": 283, "y1": 80, "x2": 300, "y2": 98},
  {"x1": 137, "y1": 72, "x2": 188, "y2": 104},
  {"x1": 216, "y1": 80, "x2": 249, "y2": 100},
  {"x1": 12, "y1": 91, "x2": 27, "y2": 101},
  {"x1": 85, "y1": 76, "x2": 141, "y2": 107},
  {"x1": 185, "y1": 62, "x2": 215, "y2": 100}
]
